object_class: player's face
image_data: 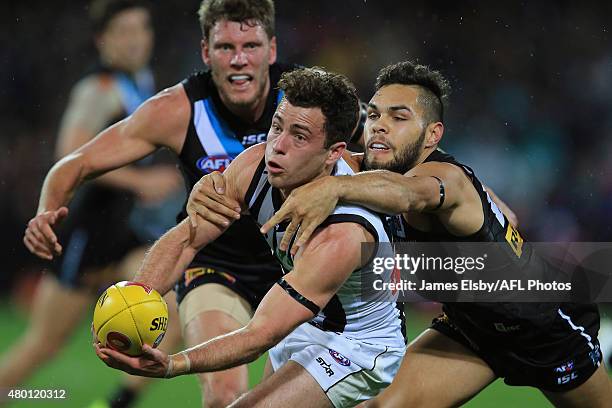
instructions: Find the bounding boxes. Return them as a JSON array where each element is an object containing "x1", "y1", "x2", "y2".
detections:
[
  {"x1": 265, "y1": 99, "x2": 344, "y2": 192},
  {"x1": 364, "y1": 84, "x2": 427, "y2": 173},
  {"x1": 97, "y1": 8, "x2": 153, "y2": 73},
  {"x1": 204, "y1": 20, "x2": 277, "y2": 113}
]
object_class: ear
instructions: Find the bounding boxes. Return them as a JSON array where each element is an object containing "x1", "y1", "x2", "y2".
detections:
[
  {"x1": 326, "y1": 142, "x2": 347, "y2": 165},
  {"x1": 424, "y1": 122, "x2": 444, "y2": 148},
  {"x1": 268, "y1": 36, "x2": 277, "y2": 65},
  {"x1": 201, "y1": 39, "x2": 210, "y2": 65}
]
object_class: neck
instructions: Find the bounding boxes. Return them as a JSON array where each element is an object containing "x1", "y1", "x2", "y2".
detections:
[{"x1": 416, "y1": 145, "x2": 437, "y2": 166}]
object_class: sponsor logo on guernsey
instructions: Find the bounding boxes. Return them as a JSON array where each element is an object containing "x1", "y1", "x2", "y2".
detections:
[
  {"x1": 555, "y1": 359, "x2": 578, "y2": 385},
  {"x1": 241, "y1": 133, "x2": 267, "y2": 145},
  {"x1": 196, "y1": 155, "x2": 233, "y2": 174},
  {"x1": 328, "y1": 349, "x2": 351, "y2": 366},
  {"x1": 554, "y1": 360, "x2": 575, "y2": 373},
  {"x1": 316, "y1": 357, "x2": 335, "y2": 376}
]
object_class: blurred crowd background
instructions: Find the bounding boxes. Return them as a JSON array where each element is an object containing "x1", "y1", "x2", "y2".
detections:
[{"x1": 2, "y1": 0, "x2": 612, "y2": 295}]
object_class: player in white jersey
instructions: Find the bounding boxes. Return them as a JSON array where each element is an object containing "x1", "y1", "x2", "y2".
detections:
[{"x1": 93, "y1": 67, "x2": 405, "y2": 408}]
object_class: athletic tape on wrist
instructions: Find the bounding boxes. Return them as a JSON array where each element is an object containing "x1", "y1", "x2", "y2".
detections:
[
  {"x1": 165, "y1": 356, "x2": 174, "y2": 378},
  {"x1": 182, "y1": 352, "x2": 191, "y2": 373},
  {"x1": 165, "y1": 352, "x2": 190, "y2": 377}
]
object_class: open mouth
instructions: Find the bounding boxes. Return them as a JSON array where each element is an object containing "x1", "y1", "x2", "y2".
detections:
[
  {"x1": 266, "y1": 160, "x2": 284, "y2": 174},
  {"x1": 228, "y1": 74, "x2": 253, "y2": 86},
  {"x1": 368, "y1": 142, "x2": 391, "y2": 152}
]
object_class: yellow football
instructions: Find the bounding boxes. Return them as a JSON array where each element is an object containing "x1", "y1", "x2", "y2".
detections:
[{"x1": 93, "y1": 281, "x2": 168, "y2": 356}]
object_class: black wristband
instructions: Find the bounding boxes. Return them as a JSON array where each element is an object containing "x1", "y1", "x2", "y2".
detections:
[
  {"x1": 431, "y1": 176, "x2": 446, "y2": 210},
  {"x1": 276, "y1": 278, "x2": 320, "y2": 315}
]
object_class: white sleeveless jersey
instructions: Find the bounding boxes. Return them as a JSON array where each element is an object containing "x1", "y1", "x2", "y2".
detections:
[{"x1": 245, "y1": 157, "x2": 406, "y2": 347}]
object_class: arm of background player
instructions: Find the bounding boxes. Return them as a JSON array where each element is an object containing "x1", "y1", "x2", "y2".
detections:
[
  {"x1": 131, "y1": 144, "x2": 264, "y2": 294},
  {"x1": 41, "y1": 83, "x2": 188, "y2": 211},
  {"x1": 97, "y1": 221, "x2": 368, "y2": 377},
  {"x1": 24, "y1": 84, "x2": 189, "y2": 260}
]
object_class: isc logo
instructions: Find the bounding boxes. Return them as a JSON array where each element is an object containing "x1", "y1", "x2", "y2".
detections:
[
  {"x1": 557, "y1": 372, "x2": 578, "y2": 385},
  {"x1": 242, "y1": 133, "x2": 267, "y2": 145},
  {"x1": 150, "y1": 316, "x2": 168, "y2": 331},
  {"x1": 196, "y1": 155, "x2": 233, "y2": 174}
]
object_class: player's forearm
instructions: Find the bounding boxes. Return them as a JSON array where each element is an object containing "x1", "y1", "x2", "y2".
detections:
[
  {"x1": 170, "y1": 325, "x2": 275, "y2": 376},
  {"x1": 134, "y1": 219, "x2": 227, "y2": 294},
  {"x1": 37, "y1": 152, "x2": 139, "y2": 213},
  {"x1": 37, "y1": 153, "x2": 89, "y2": 213},
  {"x1": 134, "y1": 221, "x2": 197, "y2": 295},
  {"x1": 336, "y1": 170, "x2": 435, "y2": 214}
]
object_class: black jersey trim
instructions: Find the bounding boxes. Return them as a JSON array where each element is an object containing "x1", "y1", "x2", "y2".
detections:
[
  {"x1": 244, "y1": 157, "x2": 268, "y2": 208},
  {"x1": 319, "y1": 214, "x2": 379, "y2": 243},
  {"x1": 320, "y1": 295, "x2": 347, "y2": 333},
  {"x1": 276, "y1": 278, "x2": 320, "y2": 315},
  {"x1": 396, "y1": 302, "x2": 407, "y2": 344},
  {"x1": 319, "y1": 213, "x2": 380, "y2": 267}
]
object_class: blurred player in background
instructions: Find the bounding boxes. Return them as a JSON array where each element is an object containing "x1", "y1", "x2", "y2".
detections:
[
  {"x1": 1, "y1": 1, "x2": 185, "y2": 408},
  {"x1": 18, "y1": 0, "x2": 336, "y2": 406}
]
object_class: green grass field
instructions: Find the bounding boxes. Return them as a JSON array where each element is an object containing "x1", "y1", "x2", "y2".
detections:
[{"x1": 0, "y1": 301, "x2": 581, "y2": 407}]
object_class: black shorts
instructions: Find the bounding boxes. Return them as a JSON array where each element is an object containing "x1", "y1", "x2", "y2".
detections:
[
  {"x1": 431, "y1": 302, "x2": 602, "y2": 392},
  {"x1": 50, "y1": 186, "x2": 146, "y2": 289},
  {"x1": 174, "y1": 261, "x2": 281, "y2": 311}
]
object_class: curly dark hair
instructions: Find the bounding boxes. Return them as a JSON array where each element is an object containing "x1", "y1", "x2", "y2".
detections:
[
  {"x1": 198, "y1": 0, "x2": 275, "y2": 40},
  {"x1": 278, "y1": 68, "x2": 360, "y2": 148},
  {"x1": 90, "y1": 0, "x2": 151, "y2": 34},
  {"x1": 375, "y1": 61, "x2": 451, "y2": 125}
]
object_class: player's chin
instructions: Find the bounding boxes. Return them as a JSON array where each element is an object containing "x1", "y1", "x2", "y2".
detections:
[
  {"x1": 266, "y1": 173, "x2": 287, "y2": 188},
  {"x1": 227, "y1": 91, "x2": 257, "y2": 107}
]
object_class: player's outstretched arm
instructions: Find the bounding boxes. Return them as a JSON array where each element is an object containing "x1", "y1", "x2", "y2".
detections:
[
  {"x1": 96, "y1": 221, "x2": 370, "y2": 378},
  {"x1": 24, "y1": 85, "x2": 190, "y2": 260}
]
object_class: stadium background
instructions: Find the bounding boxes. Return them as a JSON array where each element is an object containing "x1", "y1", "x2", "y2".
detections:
[{"x1": 1, "y1": 0, "x2": 611, "y2": 406}]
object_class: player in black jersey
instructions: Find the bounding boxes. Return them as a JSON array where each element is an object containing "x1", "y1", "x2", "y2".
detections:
[
  {"x1": 2, "y1": 2, "x2": 185, "y2": 407},
  {"x1": 22, "y1": 1, "x2": 309, "y2": 406},
  {"x1": 196, "y1": 61, "x2": 611, "y2": 406}
]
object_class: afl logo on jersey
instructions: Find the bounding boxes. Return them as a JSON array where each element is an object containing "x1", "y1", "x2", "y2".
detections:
[
  {"x1": 196, "y1": 155, "x2": 233, "y2": 174},
  {"x1": 328, "y1": 349, "x2": 351, "y2": 366}
]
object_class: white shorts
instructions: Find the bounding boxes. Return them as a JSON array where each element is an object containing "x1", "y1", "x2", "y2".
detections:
[{"x1": 269, "y1": 323, "x2": 405, "y2": 408}]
